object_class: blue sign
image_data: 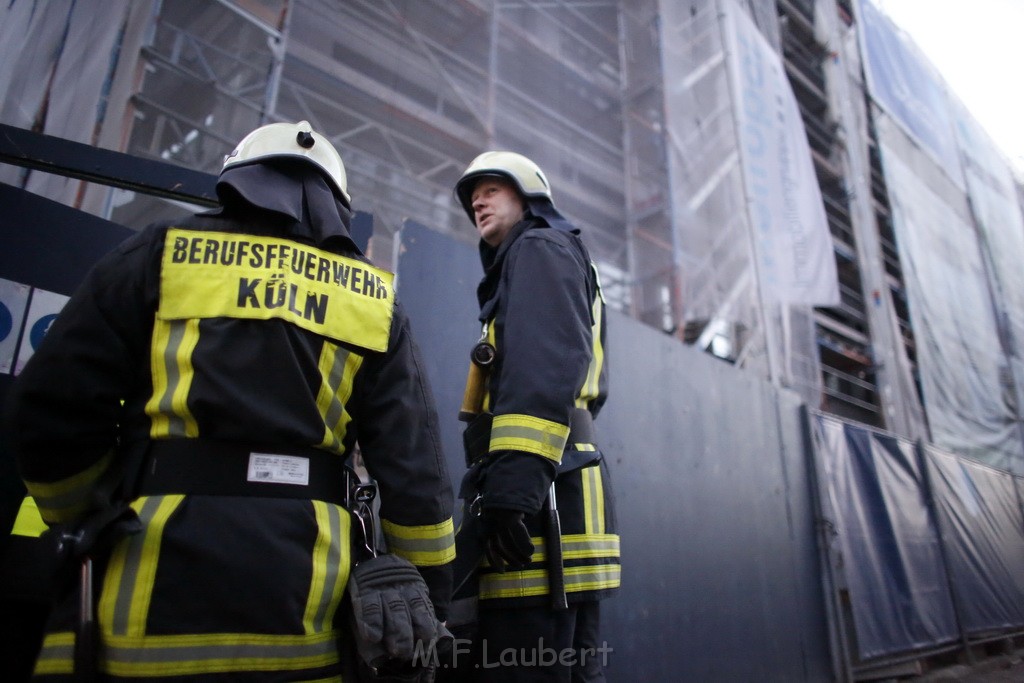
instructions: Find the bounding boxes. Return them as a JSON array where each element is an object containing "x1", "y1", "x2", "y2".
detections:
[
  {"x1": 30, "y1": 313, "x2": 58, "y2": 349},
  {"x1": 0, "y1": 301, "x2": 11, "y2": 342},
  {"x1": 858, "y1": 0, "x2": 961, "y2": 180}
]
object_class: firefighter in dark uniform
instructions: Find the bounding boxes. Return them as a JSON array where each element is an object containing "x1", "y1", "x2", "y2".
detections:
[
  {"x1": 2, "y1": 121, "x2": 455, "y2": 680},
  {"x1": 452, "y1": 152, "x2": 620, "y2": 682}
]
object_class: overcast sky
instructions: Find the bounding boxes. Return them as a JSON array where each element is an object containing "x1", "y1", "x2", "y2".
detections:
[{"x1": 874, "y1": 0, "x2": 1024, "y2": 178}]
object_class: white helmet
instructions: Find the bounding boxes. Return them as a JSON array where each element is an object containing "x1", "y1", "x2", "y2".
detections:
[
  {"x1": 455, "y1": 151, "x2": 551, "y2": 223},
  {"x1": 222, "y1": 120, "x2": 351, "y2": 207}
]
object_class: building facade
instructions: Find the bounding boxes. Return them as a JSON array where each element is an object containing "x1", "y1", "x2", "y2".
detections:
[{"x1": 2, "y1": 0, "x2": 1023, "y2": 473}]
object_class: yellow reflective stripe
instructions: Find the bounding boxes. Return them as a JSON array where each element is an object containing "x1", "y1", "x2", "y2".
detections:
[
  {"x1": 489, "y1": 414, "x2": 569, "y2": 463},
  {"x1": 33, "y1": 631, "x2": 75, "y2": 675},
  {"x1": 145, "y1": 319, "x2": 199, "y2": 438},
  {"x1": 23, "y1": 451, "x2": 115, "y2": 524},
  {"x1": 481, "y1": 322, "x2": 496, "y2": 414},
  {"x1": 581, "y1": 466, "x2": 605, "y2": 535},
  {"x1": 158, "y1": 229, "x2": 394, "y2": 352},
  {"x1": 576, "y1": 280, "x2": 604, "y2": 408},
  {"x1": 316, "y1": 341, "x2": 363, "y2": 454},
  {"x1": 11, "y1": 496, "x2": 48, "y2": 537},
  {"x1": 303, "y1": 502, "x2": 351, "y2": 635},
  {"x1": 146, "y1": 318, "x2": 172, "y2": 436},
  {"x1": 102, "y1": 630, "x2": 339, "y2": 676},
  {"x1": 100, "y1": 495, "x2": 184, "y2": 638},
  {"x1": 574, "y1": 443, "x2": 596, "y2": 452},
  {"x1": 381, "y1": 517, "x2": 456, "y2": 566}
]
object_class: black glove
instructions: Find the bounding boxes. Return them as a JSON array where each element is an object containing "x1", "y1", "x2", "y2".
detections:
[
  {"x1": 348, "y1": 554, "x2": 452, "y2": 674},
  {"x1": 480, "y1": 507, "x2": 534, "y2": 572}
]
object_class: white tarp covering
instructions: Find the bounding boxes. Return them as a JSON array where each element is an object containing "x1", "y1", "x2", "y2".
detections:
[
  {"x1": 858, "y1": 0, "x2": 1024, "y2": 472},
  {"x1": 876, "y1": 116, "x2": 1022, "y2": 471},
  {"x1": 951, "y1": 95, "x2": 1024, "y2": 444},
  {"x1": 720, "y1": 0, "x2": 839, "y2": 307}
]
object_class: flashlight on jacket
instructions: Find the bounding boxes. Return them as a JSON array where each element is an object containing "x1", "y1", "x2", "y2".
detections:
[{"x1": 460, "y1": 340, "x2": 496, "y2": 421}]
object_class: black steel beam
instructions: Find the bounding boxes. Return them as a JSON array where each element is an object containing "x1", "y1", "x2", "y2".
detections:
[{"x1": 0, "y1": 123, "x2": 218, "y2": 206}]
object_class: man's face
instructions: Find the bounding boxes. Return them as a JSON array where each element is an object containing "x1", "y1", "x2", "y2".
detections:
[{"x1": 471, "y1": 177, "x2": 525, "y2": 247}]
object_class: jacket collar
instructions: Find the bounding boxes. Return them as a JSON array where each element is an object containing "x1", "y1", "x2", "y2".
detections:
[{"x1": 476, "y1": 217, "x2": 538, "y2": 316}]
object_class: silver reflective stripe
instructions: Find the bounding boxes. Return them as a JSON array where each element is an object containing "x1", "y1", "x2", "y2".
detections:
[
  {"x1": 489, "y1": 424, "x2": 566, "y2": 450},
  {"x1": 103, "y1": 496, "x2": 184, "y2": 638},
  {"x1": 563, "y1": 536, "x2": 620, "y2": 558},
  {"x1": 384, "y1": 533, "x2": 450, "y2": 557},
  {"x1": 582, "y1": 466, "x2": 603, "y2": 535},
  {"x1": 103, "y1": 633, "x2": 338, "y2": 671},
  {"x1": 564, "y1": 564, "x2": 621, "y2": 592},
  {"x1": 320, "y1": 343, "x2": 350, "y2": 450},
  {"x1": 309, "y1": 502, "x2": 347, "y2": 632},
  {"x1": 481, "y1": 563, "x2": 621, "y2": 599},
  {"x1": 160, "y1": 320, "x2": 191, "y2": 438},
  {"x1": 110, "y1": 497, "x2": 162, "y2": 635},
  {"x1": 34, "y1": 632, "x2": 75, "y2": 674},
  {"x1": 317, "y1": 342, "x2": 363, "y2": 454},
  {"x1": 480, "y1": 569, "x2": 548, "y2": 598}
]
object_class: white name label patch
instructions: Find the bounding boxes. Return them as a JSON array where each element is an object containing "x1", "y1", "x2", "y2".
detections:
[{"x1": 247, "y1": 453, "x2": 310, "y2": 486}]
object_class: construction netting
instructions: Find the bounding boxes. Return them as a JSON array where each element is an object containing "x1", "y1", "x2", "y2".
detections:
[{"x1": 653, "y1": 0, "x2": 841, "y2": 406}]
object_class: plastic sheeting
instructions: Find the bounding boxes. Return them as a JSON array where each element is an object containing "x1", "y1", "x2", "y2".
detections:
[
  {"x1": 720, "y1": 0, "x2": 838, "y2": 308},
  {"x1": 655, "y1": 0, "x2": 826, "y2": 406},
  {"x1": 951, "y1": 96, "x2": 1024, "y2": 464},
  {"x1": 925, "y1": 447, "x2": 1024, "y2": 634},
  {"x1": 657, "y1": 0, "x2": 766, "y2": 365},
  {"x1": 0, "y1": 0, "x2": 136, "y2": 205},
  {"x1": 814, "y1": 415, "x2": 958, "y2": 660},
  {"x1": 857, "y1": 0, "x2": 1024, "y2": 472},
  {"x1": 876, "y1": 117, "x2": 1024, "y2": 471}
]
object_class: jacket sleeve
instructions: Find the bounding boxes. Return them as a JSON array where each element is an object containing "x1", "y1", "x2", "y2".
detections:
[
  {"x1": 350, "y1": 303, "x2": 454, "y2": 619},
  {"x1": 481, "y1": 232, "x2": 593, "y2": 515},
  {"x1": 3, "y1": 231, "x2": 157, "y2": 525}
]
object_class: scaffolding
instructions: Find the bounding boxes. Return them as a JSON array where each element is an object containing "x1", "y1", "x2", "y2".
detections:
[{"x1": 2, "y1": 0, "x2": 1023, "y2": 470}]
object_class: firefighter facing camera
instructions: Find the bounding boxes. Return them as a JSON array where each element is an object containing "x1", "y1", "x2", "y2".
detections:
[
  {"x1": 446, "y1": 151, "x2": 621, "y2": 683},
  {"x1": 2, "y1": 120, "x2": 455, "y2": 680}
]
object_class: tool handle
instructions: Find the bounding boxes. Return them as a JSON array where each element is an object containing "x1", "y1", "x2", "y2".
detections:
[
  {"x1": 459, "y1": 361, "x2": 486, "y2": 421},
  {"x1": 74, "y1": 558, "x2": 99, "y2": 681},
  {"x1": 546, "y1": 505, "x2": 568, "y2": 610}
]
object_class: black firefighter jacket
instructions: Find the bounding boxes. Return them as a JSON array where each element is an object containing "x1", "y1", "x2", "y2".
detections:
[
  {"x1": 467, "y1": 216, "x2": 620, "y2": 607},
  {"x1": 3, "y1": 203, "x2": 454, "y2": 679}
]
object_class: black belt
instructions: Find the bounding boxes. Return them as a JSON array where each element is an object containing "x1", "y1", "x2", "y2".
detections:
[
  {"x1": 462, "y1": 408, "x2": 598, "y2": 468},
  {"x1": 138, "y1": 439, "x2": 350, "y2": 507},
  {"x1": 568, "y1": 408, "x2": 596, "y2": 447}
]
